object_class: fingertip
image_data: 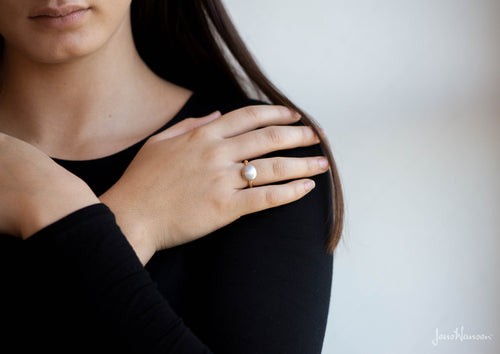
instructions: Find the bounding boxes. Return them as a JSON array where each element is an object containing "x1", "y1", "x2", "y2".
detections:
[
  {"x1": 304, "y1": 180, "x2": 316, "y2": 192},
  {"x1": 292, "y1": 109, "x2": 302, "y2": 121},
  {"x1": 204, "y1": 110, "x2": 222, "y2": 122},
  {"x1": 318, "y1": 158, "x2": 329, "y2": 170},
  {"x1": 282, "y1": 106, "x2": 301, "y2": 121}
]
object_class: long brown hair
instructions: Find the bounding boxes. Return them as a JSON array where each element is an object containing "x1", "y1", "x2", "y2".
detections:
[
  {"x1": 0, "y1": 0, "x2": 344, "y2": 254},
  {"x1": 130, "y1": 0, "x2": 344, "y2": 254}
]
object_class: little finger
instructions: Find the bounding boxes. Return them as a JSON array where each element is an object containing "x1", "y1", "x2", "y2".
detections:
[{"x1": 235, "y1": 179, "x2": 316, "y2": 214}]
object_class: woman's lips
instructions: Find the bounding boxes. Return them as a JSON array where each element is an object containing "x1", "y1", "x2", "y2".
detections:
[{"x1": 29, "y1": 6, "x2": 90, "y2": 30}]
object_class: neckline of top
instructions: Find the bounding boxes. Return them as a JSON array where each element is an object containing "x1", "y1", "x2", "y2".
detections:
[{"x1": 51, "y1": 91, "x2": 197, "y2": 164}]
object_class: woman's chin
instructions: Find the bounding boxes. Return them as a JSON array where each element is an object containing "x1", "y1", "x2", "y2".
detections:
[{"x1": 25, "y1": 38, "x2": 101, "y2": 64}]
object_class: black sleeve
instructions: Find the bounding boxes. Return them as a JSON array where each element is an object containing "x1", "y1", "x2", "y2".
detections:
[
  {"x1": 7, "y1": 204, "x2": 213, "y2": 354},
  {"x1": 0, "y1": 97, "x2": 334, "y2": 353},
  {"x1": 181, "y1": 143, "x2": 334, "y2": 354}
]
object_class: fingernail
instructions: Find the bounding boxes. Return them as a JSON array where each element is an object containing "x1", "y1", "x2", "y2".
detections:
[
  {"x1": 210, "y1": 110, "x2": 222, "y2": 119},
  {"x1": 319, "y1": 158, "x2": 329, "y2": 170},
  {"x1": 305, "y1": 180, "x2": 316, "y2": 191},
  {"x1": 289, "y1": 108, "x2": 301, "y2": 120},
  {"x1": 206, "y1": 110, "x2": 222, "y2": 122}
]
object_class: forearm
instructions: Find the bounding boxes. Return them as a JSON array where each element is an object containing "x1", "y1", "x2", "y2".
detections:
[
  {"x1": 24, "y1": 203, "x2": 212, "y2": 353},
  {"x1": 0, "y1": 131, "x2": 101, "y2": 240}
]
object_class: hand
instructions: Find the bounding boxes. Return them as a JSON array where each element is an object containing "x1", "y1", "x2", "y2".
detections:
[
  {"x1": 0, "y1": 133, "x2": 100, "y2": 239},
  {"x1": 101, "y1": 105, "x2": 329, "y2": 264}
]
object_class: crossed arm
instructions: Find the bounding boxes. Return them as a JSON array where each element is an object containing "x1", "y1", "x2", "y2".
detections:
[{"x1": 0, "y1": 105, "x2": 333, "y2": 353}]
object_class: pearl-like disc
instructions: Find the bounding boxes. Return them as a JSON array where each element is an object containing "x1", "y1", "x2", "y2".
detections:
[{"x1": 241, "y1": 164, "x2": 257, "y2": 181}]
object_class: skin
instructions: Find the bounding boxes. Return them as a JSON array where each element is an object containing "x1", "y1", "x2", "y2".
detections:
[
  {"x1": 0, "y1": 1, "x2": 329, "y2": 264},
  {"x1": 0, "y1": 0, "x2": 190, "y2": 159}
]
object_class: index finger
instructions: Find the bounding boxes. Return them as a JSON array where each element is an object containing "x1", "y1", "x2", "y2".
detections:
[{"x1": 206, "y1": 105, "x2": 301, "y2": 138}]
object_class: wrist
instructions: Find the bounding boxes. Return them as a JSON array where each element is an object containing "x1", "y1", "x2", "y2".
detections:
[
  {"x1": 123, "y1": 223, "x2": 156, "y2": 266},
  {"x1": 100, "y1": 190, "x2": 156, "y2": 265}
]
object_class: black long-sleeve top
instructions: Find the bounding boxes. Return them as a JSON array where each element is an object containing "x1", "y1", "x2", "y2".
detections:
[{"x1": 0, "y1": 92, "x2": 334, "y2": 354}]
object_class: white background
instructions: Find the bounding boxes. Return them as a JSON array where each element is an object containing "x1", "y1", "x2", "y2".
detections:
[{"x1": 224, "y1": 0, "x2": 500, "y2": 353}]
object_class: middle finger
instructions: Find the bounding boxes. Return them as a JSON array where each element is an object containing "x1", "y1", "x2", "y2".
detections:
[{"x1": 227, "y1": 125, "x2": 320, "y2": 161}]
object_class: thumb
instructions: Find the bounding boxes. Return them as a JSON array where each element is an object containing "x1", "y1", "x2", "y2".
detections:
[{"x1": 149, "y1": 110, "x2": 222, "y2": 142}]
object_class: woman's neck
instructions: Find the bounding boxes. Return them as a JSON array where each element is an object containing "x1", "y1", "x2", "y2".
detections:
[{"x1": 0, "y1": 14, "x2": 189, "y2": 160}]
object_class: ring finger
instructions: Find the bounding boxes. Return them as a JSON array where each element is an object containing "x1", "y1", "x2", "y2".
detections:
[{"x1": 235, "y1": 156, "x2": 330, "y2": 189}]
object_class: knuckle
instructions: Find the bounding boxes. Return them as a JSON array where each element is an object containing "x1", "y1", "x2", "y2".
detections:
[
  {"x1": 301, "y1": 126, "x2": 313, "y2": 140},
  {"x1": 265, "y1": 189, "x2": 280, "y2": 206},
  {"x1": 272, "y1": 160, "x2": 287, "y2": 178},
  {"x1": 207, "y1": 177, "x2": 233, "y2": 213},
  {"x1": 266, "y1": 126, "x2": 283, "y2": 146},
  {"x1": 201, "y1": 143, "x2": 224, "y2": 161},
  {"x1": 308, "y1": 158, "x2": 318, "y2": 172},
  {"x1": 243, "y1": 105, "x2": 260, "y2": 121},
  {"x1": 212, "y1": 193, "x2": 231, "y2": 213},
  {"x1": 194, "y1": 122, "x2": 217, "y2": 139},
  {"x1": 187, "y1": 124, "x2": 209, "y2": 142}
]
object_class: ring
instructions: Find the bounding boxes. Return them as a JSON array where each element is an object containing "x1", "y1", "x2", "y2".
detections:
[{"x1": 241, "y1": 160, "x2": 257, "y2": 188}]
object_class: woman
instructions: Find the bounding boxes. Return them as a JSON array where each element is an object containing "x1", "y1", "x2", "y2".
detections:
[{"x1": 0, "y1": 1, "x2": 344, "y2": 353}]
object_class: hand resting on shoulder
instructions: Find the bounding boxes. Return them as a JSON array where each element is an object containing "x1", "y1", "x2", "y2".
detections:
[{"x1": 0, "y1": 105, "x2": 329, "y2": 265}]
